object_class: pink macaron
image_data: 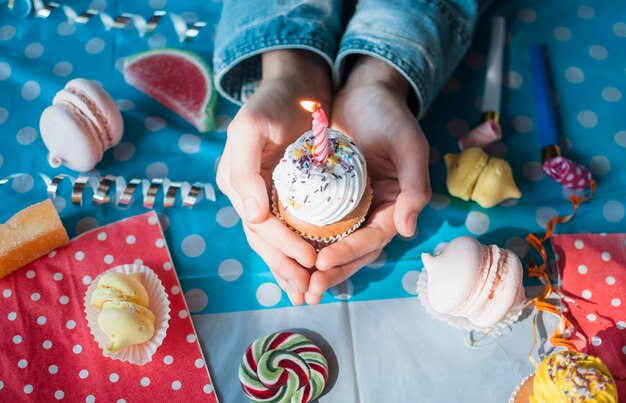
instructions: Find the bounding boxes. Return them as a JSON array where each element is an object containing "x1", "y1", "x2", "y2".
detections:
[
  {"x1": 39, "y1": 78, "x2": 123, "y2": 172},
  {"x1": 421, "y1": 236, "x2": 525, "y2": 329}
]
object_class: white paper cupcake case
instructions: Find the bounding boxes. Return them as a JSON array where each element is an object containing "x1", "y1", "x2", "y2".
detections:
[
  {"x1": 417, "y1": 270, "x2": 524, "y2": 334},
  {"x1": 84, "y1": 263, "x2": 171, "y2": 366},
  {"x1": 508, "y1": 374, "x2": 533, "y2": 403}
]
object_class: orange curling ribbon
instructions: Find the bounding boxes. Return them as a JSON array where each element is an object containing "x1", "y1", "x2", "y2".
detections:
[{"x1": 526, "y1": 180, "x2": 596, "y2": 367}]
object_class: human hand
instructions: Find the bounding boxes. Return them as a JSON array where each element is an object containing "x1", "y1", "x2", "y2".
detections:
[
  {"x1": 305, "y1": 56, "x2": 432, "y2": 305},
  {"x1": 216, "y1": 50, "x2": 331, "y2": 305}
]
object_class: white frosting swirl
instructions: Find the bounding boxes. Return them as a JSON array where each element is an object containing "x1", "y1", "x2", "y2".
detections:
[{"x1": 272, "y1": 129, "x2": 367, "y2": 226}]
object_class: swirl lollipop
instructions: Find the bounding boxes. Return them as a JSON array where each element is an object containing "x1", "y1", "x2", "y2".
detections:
[{"x1": 239, "y1": 332, "x2": 329, "y2": 403}]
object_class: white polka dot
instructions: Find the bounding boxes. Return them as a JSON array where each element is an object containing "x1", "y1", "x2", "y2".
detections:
[
  {"x1": 113, "y1": 142, "x2": 135, "y2": 161},
  {"x1": 148, "y1": 33, "x2": 167, "y2": 49},
  {"x1": 86, "y1": 395, "x2": 96, "y2": 403},
  {"x1": 218, "y1": 259, "x2": 243, "y2": 281},
  {"x1": 171, "y1": 381, "x2": 182, "y2": 391},
  {"x1": 76, "y1": 217, "x2": 99, "y2": 234},
  {"x1": 147, "y1": 215, "x2": 159, "y2": 226},
  {"x1": 366, "y1": 251, "x2": 387, "y2": 269},
  {"x1": 606, "y1": 276, "x2": 616, "y2": 285},
  {"x1": 192, "y1": 358, "x2": 205, "y2": 369},
  {"x1": 11, "y1": 174, "x2": 34, "y2": 193},
  {"x1": 157, "y1": 213, "x2": 170, "y2": 230},
  {"x1": 586, "y1": 313, "x2": 596, "y2": 322},
  {"x1": 169, "y1": 285, "x2": 180, "y2": 296},
  {"x1": 504, "y1": 71, "x2": 523, "y2": 88},
  {"x1": 603, "y1": 200, "x2": 624, "y2": 223},
  {"x1": 163, "y1": 262, "x2": 173, "y2": 271},
  {"x1": 163, "y1": 355, "x2": 174, "y2": 365},
  {"x1": 146, "y1": 161, "x2": 168, "y2": 179},
  {"x1": 37, "y1": 316, "x2": 47, "y2": 325},
  {"x1": 564, "y1": 67, "x2": 584, "y2": 83},
  {"x1": 589, "y1": 45, "x2": 608, "y2": 60},
  {"x1": 591, "y1": 336, "x2": 601, "y2": 346},
  {"x1": 442, "y1": 76, "x2": 460, "y2": 94},
  {"x1": 21, "y1": 80, "x2": 41, "y2": 100},
  {"x1": 512, "y1": 115, "x2": 533, "y2": 133},
  {"x1": 465, "y1": 52, "x2": 485, "y2": 69},
  {"x1": 115, "y1": 99, "x2": 134, "y2": 111},
  {"x1": 43, "y1": 340, "x2": 52, "y2": 349},
  {"x1": 109, "y1": 373, "x2": 119, "y2": 382},
  {"x1": 256, "y1": 283, "x2": 282, "y2": 307},
  {"x1": 523, "y1": 161, "x2": 544, "y2": 181},
  {"x1": 8, "y1": 312, "x2": 16, "y2": 321},
  {"x1": 13, "y1": 335, "x2": 22, "y2": 344},
  {"x1": 0, "y1": 61, "x2": 10, "y2": 80},
  {"x1": 75, "y1": 251, "x2": 85, "y2": 261},
  {"x1": 577, "y1": 111, "x2": 597, "y2": 128},
  {"x1": 66, "y1": 320, "x2": 76, "y2": 329},
  {"x1": 612, "y1": 298, "x2": 622, "y2": 307},
  {"x1": 49, "y1": 364, "x2": 58, "y2": 374},
  {"x1": 126, "y1": 235, "x2": 136, "y2": 245},
  {"x1": 504, "y1": 237, "x2": 529, "y2": 258},
  {"x1": 134, "y1": 258, "x2": 144, "y2": 266},
  {"x1": 24, "y1": 42, "x2": 44, "y2": 59},
  {"x1": 145, "y1": 116, "x2": 167, "y2": 131},
  {"x1": 465, "y1": 211, "x2": 490, "y2": 235},
  {"x1": 445, "y1": 118, "x2": 469, "y2": 138},
  {"x1": 140, "y1": 377, "x2": 150, "y2": 386},
  {"x1": 185, "y1": 289, "x2": 208, "y2": 312},
  {"x1": 178, "y1": 309, "x2": 189, "y2": 319},
  {"x1": 428, "y1": 193, "x2": 450, "y2": 210},
  {"x1": 31, "y1": 292, "x2": 41, "y2": 301},
  {"x1": 85, "y1": 38, "x2": 105, "y2": 54},
  {"x1": 155, "y1": 239, "x2": 165, "y2": 248},
  {"x1": 186, "y1": 334, "x2": 196, "y2": 343},
  {"x1": 182, "y1": 234, "x2": 206, "y2": 257},
  {"x1": 601, "y1": 87, "x2": 622, "y2": 102},
  {"x1": 203, "y1": 384, "x2": 214, "y2": 394},
  {"x1": 601, "y1": 251, "x2": 611, "y2": 261},
  {"x1": 0, "y1": 107, "x2": 7, "y2": 124},
  {"x1": 553, "y1": 26, "x2": 572, "y2": 41},
  {"x1": 0, "y1": 25, "x2": 16, "y2": 40},
  {"x1": 574, "y1": 239, "x2": 584, "y2": 249},
  {"x1": 517, "y1": 8, "x2": 536, "y2": 22},
  {"x1": 52, "y1": 61, "x2": 73, "y2": 77},
  {"x1": 73, "y1": 344, "x2": 82, "y2": 354},
  {"x1": 330, "y1": 279, "x2": 354, "y2": 300},
  {"x1": 216, "y1": 206, "x2": 240, "y2": 227},
  {"x1": 24, "y1": 269, "x2": 35, "y2": 279},
  {"x1": 104, "y1": 254, "x2": 114, "y2": 264},
  {"x1": 59, "y1": 295, "x2": 69, "y2": 305},
  {"x1": 615, "y1": 131, "x2": 626, "y2": 148},
  {"x1": 3, "y1": 288, "x2": 11, "y2": 298},
  {"x1": 18, "y1": 359, "x2": 27, "y2": 368},
  {"x1": 617, "y1": 321, "x2": 626, "y2": 329},
  {"x1": 582, "y1": 289, "x2": 592, "y2": 299},
  {"x1": 216, "y1": 114, "x2": 232, "y2": 132},
  {"x1": 24, "y1": 384, "x2": 33, "y2": 394},
  {"x1": 578, "y1": 265, "x2": 588, "y2": 274},
  {"x1": 577, "y1": 5, "x2": 594, "y2": 19},
  {"x1": 614, "y1": 22, "x2": 626, "y2": 37},
  {"x1": 401, "y1": 271, "x2": 420, "y2": 295},
  {"x1": 78, "y1": 369, "x2": 89, "y2": 379},
  {"x1": 178, "y1": 134, "x2": 202, "y2": 154},
  {"x1": 53, "y1": 272, "x2": 63, "y2": 281},
  {"x1": 57, "y1": 21, "x2": 76, "y2": 36},
  {"x1": 149, "y1": 0, "x2": 167, "y2": 8},
  {"x1": 16, "y1": 127, "x2": 39, "y2": 145}
]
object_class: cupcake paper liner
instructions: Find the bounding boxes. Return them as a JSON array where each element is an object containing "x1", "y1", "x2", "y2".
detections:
[
  {"x1": 508, "y1": 374, "x2": 533, "y2": 403},
  {"x1": 417, "y1": 270, "x2": 524, "y2": 334},
  {"x1": 271, "y1": 186, "x2": 367, "y2": 251},
  {"x1": 84, "y1": 263, "x2": 171, "y2": 366}
]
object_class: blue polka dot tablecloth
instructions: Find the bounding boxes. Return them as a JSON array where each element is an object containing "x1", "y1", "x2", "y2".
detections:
[{"x1": 0, "y1": 0, "x2": 625, "y2": 315}]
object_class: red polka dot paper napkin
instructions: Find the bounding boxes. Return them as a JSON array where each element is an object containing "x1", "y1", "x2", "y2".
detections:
[
  {"x1": 0, "y1": 212, "x2": 217, "y2": 402},
  {"x1": 553, "y1": 233, "x2": 626, "y2": 395}
]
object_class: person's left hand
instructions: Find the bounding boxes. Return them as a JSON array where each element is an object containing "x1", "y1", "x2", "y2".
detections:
[{"x1": 305, "y1": 56, "x2": 432, "y2": 305}]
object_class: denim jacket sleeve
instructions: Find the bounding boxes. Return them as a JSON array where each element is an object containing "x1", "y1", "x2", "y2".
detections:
[
  {"x1": 337, "y1": 0, "x2": 480, "y2": 117},
  {"x1": 213, "y1": 0, "x2": 343, "y2": 105}
]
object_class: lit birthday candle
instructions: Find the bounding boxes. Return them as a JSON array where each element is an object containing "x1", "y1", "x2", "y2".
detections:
[{"x1": 300, "y1": 100, "x2": 329, "y2": 163}]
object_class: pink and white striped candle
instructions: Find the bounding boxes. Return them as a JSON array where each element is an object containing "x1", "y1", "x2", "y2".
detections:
[{"x1": 300, "y1": 100, "x2": 329, "y2": 163}]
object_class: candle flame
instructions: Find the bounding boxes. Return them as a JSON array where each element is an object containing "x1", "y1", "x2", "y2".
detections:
[{"x1": 299, "y1": 99, "x2": 320, "y2": 113}]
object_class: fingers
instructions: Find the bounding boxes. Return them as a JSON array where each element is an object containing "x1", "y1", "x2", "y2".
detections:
[
  {"x1": 316, "y1": 202, "x2": 395, "y2": 271},
  {"x1": 244, "y1": 227, "x2": 309, "y2": 305},
  {"x1": 226, "y1": 117, "x2": 269, "y2": 224},
  {"x1": 390, "y1": 125, "x2": 431, "y2": 237},
  {"x1": 305, "y1": 249, "x2": 381, "y2": 305}
]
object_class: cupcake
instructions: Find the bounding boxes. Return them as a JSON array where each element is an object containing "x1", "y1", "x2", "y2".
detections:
[
  {"x1": 272, "y1": 103, "x2": 372, "y2": 249},
  {"x1": 510, "y1": 351, "x2": 618, "y2": 402},
  {"x1": 418, "y1": 236, "x2": 525, "y2": 330}
]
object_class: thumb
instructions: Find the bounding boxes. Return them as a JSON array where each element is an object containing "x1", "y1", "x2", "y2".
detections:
[{"x1": 391, "y1": 129, "x2": 431, "y2": 237}]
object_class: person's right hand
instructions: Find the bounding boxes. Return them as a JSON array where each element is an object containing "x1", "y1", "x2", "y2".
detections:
[{"x1": 216, "y1": 50, "x2": 331, "y2": 305}]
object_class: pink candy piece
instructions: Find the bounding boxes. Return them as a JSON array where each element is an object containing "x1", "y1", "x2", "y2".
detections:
[
  {"x1": 458, "y1": 120, "x2": 502, "y2": 150},
  {"x1": 542, "y1": 156, "x2": 593, "y2": 190}
]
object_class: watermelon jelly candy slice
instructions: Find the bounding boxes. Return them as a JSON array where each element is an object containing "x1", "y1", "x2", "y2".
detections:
[{"x1": 123, "y1": 48, "x2": 217, "y2": 132}]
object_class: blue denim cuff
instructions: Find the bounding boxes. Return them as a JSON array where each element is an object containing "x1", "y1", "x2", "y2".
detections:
[
  {"x1": 336, "y1": 0, "x2": 478, "y2": 117},
  {"x1": 213, "y1": 1, "x2": 342, "y2": 106}
]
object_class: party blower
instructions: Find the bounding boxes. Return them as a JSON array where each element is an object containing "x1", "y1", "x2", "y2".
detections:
[
  {"x1": 458, "y1": 16, "x2": 505, "y2": 150},
  {"x1": 530, "y1": 45, "x2": 592, "y2": 190}
]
